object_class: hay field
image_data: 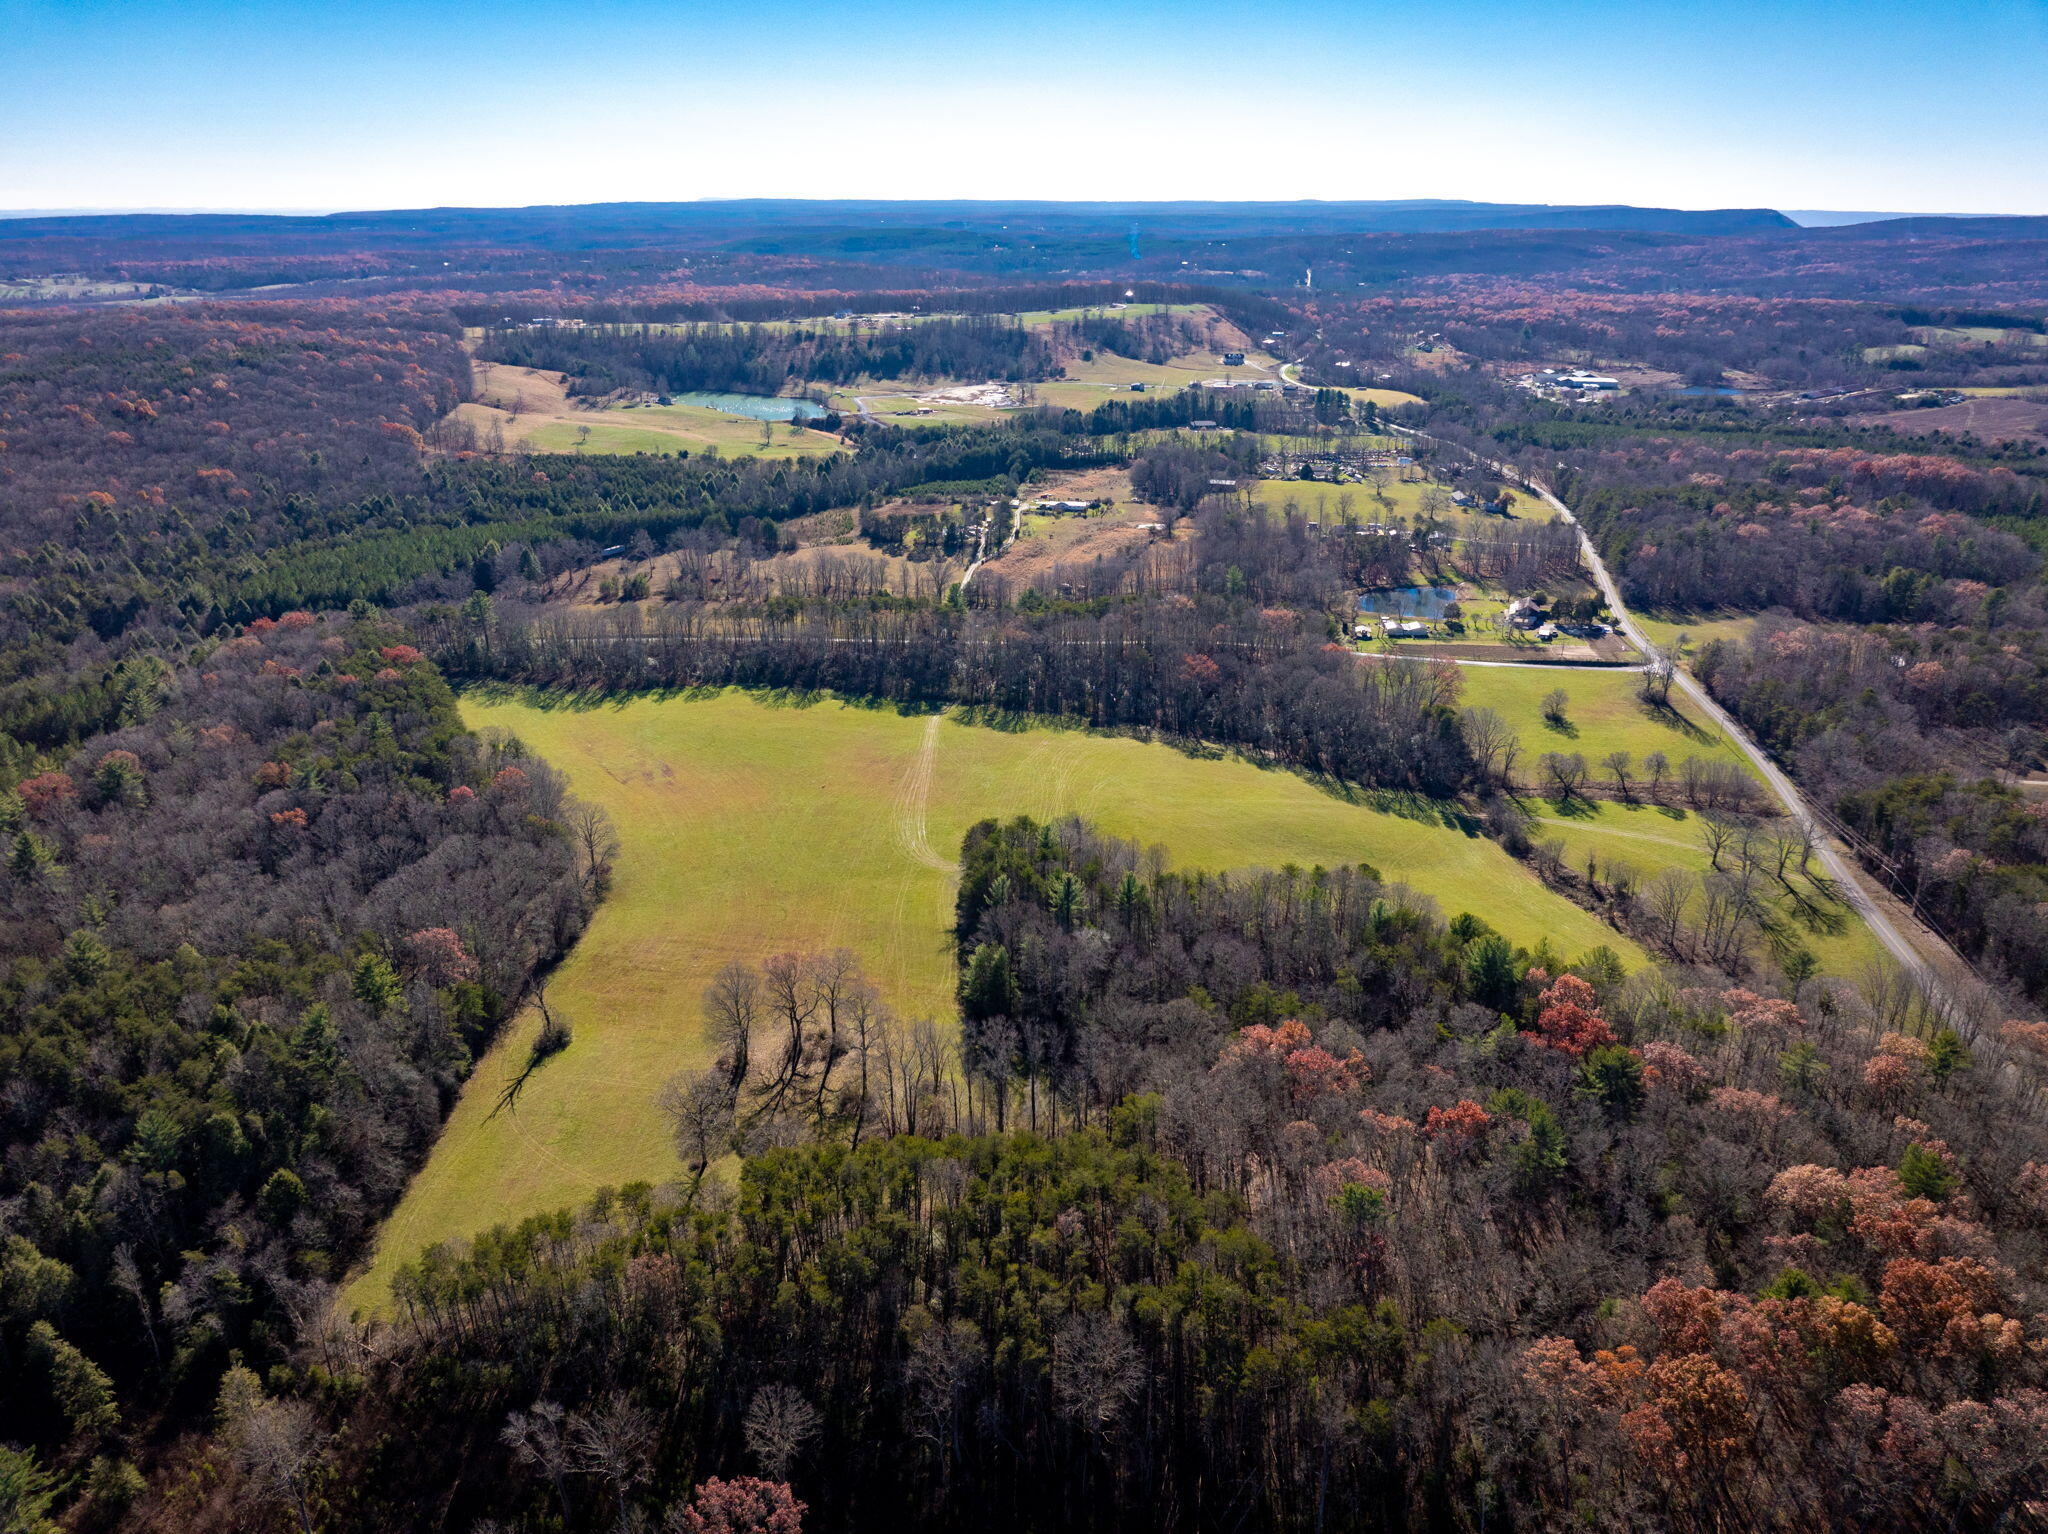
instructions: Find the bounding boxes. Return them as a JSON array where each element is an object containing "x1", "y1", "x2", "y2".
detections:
[
  {"x1": 347, "y1": 689, "x2": 1638, "y2": 1310},
  {"x1": 448, "y1": 362, "x2": 843, "y2": 459}
]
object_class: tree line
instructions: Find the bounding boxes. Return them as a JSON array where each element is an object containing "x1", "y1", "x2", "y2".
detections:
[{"x1": 0, "y1": 613, "x2": 605, "y2": 1523}]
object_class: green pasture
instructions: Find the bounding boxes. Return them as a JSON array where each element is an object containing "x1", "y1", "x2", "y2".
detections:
[
  {"x1": 1242, "y1": 477, "x2": 1439, "y2": 520},
  {"x1": 502, "y1": 405, "x2": 840, "y2": 460},
  {"x1": 1525, "y1": 798, "x2": 1883, "y2": 980},
  {"x1": 1453, "y1": 665, "x2": 1753, "y2": 783},
  {"x1": 1634, "y1": 612, "x2": 1759, "y2": 660},
  {"x1": 347, "y1": 689, "x2": 1638, "y2": 1311}
]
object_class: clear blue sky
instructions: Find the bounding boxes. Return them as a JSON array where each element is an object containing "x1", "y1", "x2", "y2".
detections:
[{"x1": 2, "y1": 0, "x2": 2043, "y2": 214}]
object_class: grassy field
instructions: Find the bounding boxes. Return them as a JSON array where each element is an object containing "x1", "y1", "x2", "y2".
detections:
[
  {"x1": 451, "y1": 363, "x2": 843, "y2": 459},
  {"x1": 347, "y1": 689, "x2": 1639, "y2": 1311},
  {"x1": 827, "y1": 390, "x2": 1011, "y2": 427},
  {"x1": 532, "y1": 304, "x2": 1212, "y2": 336},
  {"x1": 1634, "y1": 612, "x2": 1759, "y2": 660},
  {"x1": 1013, "y1": 303, "x2": 1209, "y2": 326},
  {"x1": 1242, "y1": 477, "x2": 1438, "y2": 519},
  {"x1": 1334, "y1": 384, "x2": 1427, "y2": 409},
  {"x1": 1454, "y1": 664, "x2": 1754, "y2": 783},
  {"x1": 1866, "y1": 328, "x2": 2048, "y2": 363},
  {"x1": 1525, "y1": 798, "x2": 1883, "y2": 978},
  {"x1": 1057, "y1": 349, "x2": 1279, "y2": 387},
  {"x1": 1912, "y1": 325, "x2": 2048, "y2": 348},
  {"x1": 518, "y1": 412, "x2": 837, "y2": 458},
  {"x1": 1449, "y1": 668, "x2": 1883, "y2": 978}
]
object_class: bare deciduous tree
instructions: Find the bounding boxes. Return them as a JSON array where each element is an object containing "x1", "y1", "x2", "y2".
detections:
[
  {"x1": 744, "y1": 1385, "x2": 821, "y2": 1480},
  {"x1": 571, "y1": 1393, "x2": 657, "y2": 1526},
  {"x1": 502, "y1": 1400, "x2": 575, "y2": 1522},
  {"x1": 1051, "y1": 1313, "x2": 1145, "y2": 1436},
  {"x1": 658, "y1": 1068, "x2": 738, "y2": 1187},
  {"x1": 1461, "y1": 707, "x2": 1520, "y2": 785},
  {"x1": 232, "y1": 1396, "x2": 328, "y2": 1534}
]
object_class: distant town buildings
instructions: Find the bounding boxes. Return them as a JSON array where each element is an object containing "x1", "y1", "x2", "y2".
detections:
[{"x1": 1517, "y1": 368, "x2": 1621, "y2": 398}]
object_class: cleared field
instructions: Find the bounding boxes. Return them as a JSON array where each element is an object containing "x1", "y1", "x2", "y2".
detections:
[
  {"x1": 1334, "y1": 384, "x2": 1427, "y2": 409},
  {"x1": 1911, "y1": 325, "x2": 2048, "y2": 347},
  {"x1": 1057, "y1": 348, "x2": 1279, "y2": 387},
  {"x1": 829, "y1": 389, "x2": 1011, "y2": 427},
  {"x1": 1013, "y1": 303, "x2": 1209, "y2": 326},
  {"x1": 1844, "y1": 396, "x2": 2048, "y2": 446},
  {"x1": 519, "y1": 412, "x2": 834, "y2": 458},
  {"x1": 449, "y1": 362, "x2": 843, "y2": 459},
  {"x1": 1453, "y1": 665, "x2": 1754, "y2": 783},
  {"x1": 1865, "y1": 329, "x2": 2048, "y2": 363},
  {"x1": 348, "y1": 689, "x2": 1638, "y2": 1311},
  {"x1": 1528, "y1": 798, "x2": 1883, "y2": 979},
  {"x1": 1243, "y1": 477, "x2": 1439, "y2": 519},
  {"x1": 1635, "y1": 612, "x2": 1759, "y2": 659},
  {"x1": 1031, "y1": 380, "x2": 1162, "y2": 410},
  {"x1": 1448, "y1": 669, "x2": 1875, "y2": 972}
]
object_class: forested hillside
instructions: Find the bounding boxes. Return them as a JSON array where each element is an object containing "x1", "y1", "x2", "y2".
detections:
[
  {"x1": 202, "y1": 819, "x2": 2048, "y2": 1534},
  {"x1": 0, "y1": 614, "x2": 602, "y2": 1520}
]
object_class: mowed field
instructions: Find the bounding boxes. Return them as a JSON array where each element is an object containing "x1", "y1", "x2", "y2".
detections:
[
  {"x1": 1453, "y1": 665, "x2": 1753, "y2": 783},
  {"x1": 449, "y1": 361, "x2": 844, "y2": 459},
  {"x1": 1451, "y1": 666, "x2": 1884, "y2": 977},
  {"x1": 1242, "y1": 477, "x2": 1438, "y2": 519},
  {"x1": 1634, "y1": 612, "x2": 1759, "y2": 660},
  {"x1": 348, "y1": 689, "x2": 1637, "y2": 1311},
  {"x1": 1526, "y1": 799, "x2": 1884, "y2": 978}
]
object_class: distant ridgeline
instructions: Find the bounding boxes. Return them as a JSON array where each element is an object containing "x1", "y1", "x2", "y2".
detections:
[{"x1": 5, "y1": 201, "x2": 2047, "y2": 300}]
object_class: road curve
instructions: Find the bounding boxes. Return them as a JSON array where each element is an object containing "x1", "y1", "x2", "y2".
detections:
[{"x1": 1385, "y1": 422, "x2": 1951, "y2": 993}]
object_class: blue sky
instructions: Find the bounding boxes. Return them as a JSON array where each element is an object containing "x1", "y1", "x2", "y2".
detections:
[{"x1": 2, "y1": 0, "x2": 2043, "y2": 213}]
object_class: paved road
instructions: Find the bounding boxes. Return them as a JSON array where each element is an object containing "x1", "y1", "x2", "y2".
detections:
[{"x1": 1383, "y1": 420, "x2": 1947, "y2": 991}]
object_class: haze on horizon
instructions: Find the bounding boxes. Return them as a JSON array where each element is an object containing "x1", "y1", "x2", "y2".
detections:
[{"x1": 3, "y1": 0, "x2": 2045, "y2": 216}]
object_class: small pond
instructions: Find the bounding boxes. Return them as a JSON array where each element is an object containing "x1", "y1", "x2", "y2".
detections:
[
  {"x1": 1357, "y1": 585, "x2": 1460, "y2": 619},
  {"x1": 669, "y1": 392, "x2": 829, "y2": 422}
]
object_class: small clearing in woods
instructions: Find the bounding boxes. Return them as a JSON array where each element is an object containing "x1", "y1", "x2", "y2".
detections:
[
  {"x1": 1844, "y1": 396, "x2": 2048, "y2": 445},
  {"x1": 984, "y1": 467, "x2": 1167, "y2": 586},
  {"x1": 445, "y1": 360, "x2": 845, "y2": 458}
]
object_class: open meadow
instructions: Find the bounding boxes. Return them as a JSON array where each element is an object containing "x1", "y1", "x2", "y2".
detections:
[
  {"x1": 1452, "y1": 664, "x2": 1753, "y2": 782},
  {"x1": 1633, "y1": 611, "x2": 1760, "y2": 659},
  {"x1": 1242, "y1": 476, "x2": 1438, "y2": 519},
  {"x1": 347, "y1": 687, "x2": 1638, "y2": 1311},
  {"x1": 448, "y1": 361, "x2": 845, "y2": 458},
  {"x1": 1451, "y1": 666, "x2": 1883, "y2": 977},
  {"x1": 1523, "y1": 797, "x2": 1883, "y2": 978}
]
